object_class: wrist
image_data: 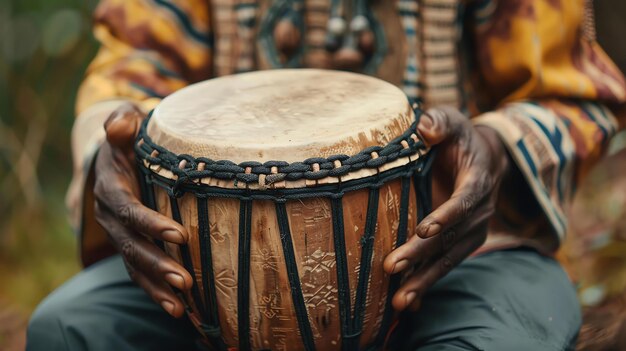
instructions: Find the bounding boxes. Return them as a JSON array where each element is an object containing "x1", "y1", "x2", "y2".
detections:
[
  {"x1": 474, "y1": 125, "x2": 510, "y2": 182},
  {"x1": 473, "y1": 124, "x2": 543, "y2": 224}
]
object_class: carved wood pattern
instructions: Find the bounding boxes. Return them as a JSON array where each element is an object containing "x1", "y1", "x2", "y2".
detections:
[{"x1": 152, "y1": 177, "x2": 419, "y2": 350}]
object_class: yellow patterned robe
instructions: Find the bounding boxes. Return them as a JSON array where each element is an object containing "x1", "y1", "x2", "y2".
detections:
[{"x1": 68, "y1": 0, "x2": 626, "y2": 263}]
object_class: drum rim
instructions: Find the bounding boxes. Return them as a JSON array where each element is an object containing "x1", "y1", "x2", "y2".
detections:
[{"x1": 135, "y1": 105, "x2": 430, "y2": 191}]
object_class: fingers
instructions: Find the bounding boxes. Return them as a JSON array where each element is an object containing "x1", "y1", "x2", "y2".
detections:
[
  {"x1": 391, "y1": 224, "x2": 487, "y2": 312},
  {"x1": 384, "y1": 221, "x2": 462, "y2": 275},
  {"x1": 134, "y1": 272, "x2": 187, "y2": 318},
  {"x1": 415, "y1": 172, "x2": 492, "y2": 239},
  {"x1": 116, "y1": 201, "x2": 188, "y2": 244},
  {"x1": 383, "y1": 170, "x2": 492, "y2": 274},
  {"x1": 94, "y1": 162, "x2": 188, "y2": 244},
  {"x1": 384, "y1": 233, "x2": 435, "y2": 275},
  {"x1": 95, "y1": 204, "x2": 193, "y2": 287},
  {"x1": 96, "y1": 102, "x2": 190, "y2": 319},
  {"x1": 96, "y1": 189, "x2": 188, "y2": 244},
  {"x1": 95, "y1": 204, "x2": 193, "y2": 317},
  {"x1": 417, "y1": 106, "x2": 467, "y2": 146},
  {"x1": 104, "y1": 102, "x2": 145, "y2": 153}
]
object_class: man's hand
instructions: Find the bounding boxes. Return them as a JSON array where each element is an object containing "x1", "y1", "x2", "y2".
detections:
[
  {"x1": 384, "y1": 106, "x2": 509, "y2": 311},
  {"x1": 93, "y1": 103, "x2": 193, "y2": 318}
]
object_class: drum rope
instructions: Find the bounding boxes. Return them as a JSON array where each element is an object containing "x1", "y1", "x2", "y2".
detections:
[
  {"x1": 169, "y1": 194, "x2": 212, "y2": 342},
  {"x1": 135, "y1": 109, "x2": 428, "y2": 191},
  {"x1": 373, "y1": 175, "x2": 411, "y2": 347},
  {"x1": 330, "y1": 196, "x2": 352, "y2": 350},
  {"x1": 346, "y1": 186, "x2": 380, "y2": 350},
  {"x1": 144, "y1": 161, "x2": 422, "y2": 202},
  {"x1": 197, "y1": 197, "x2": 228, "y2": 349},
  {"x1": 276, "y1": 201, "x2": 317, "y2": 351},
  {"x1": 138, "y1": 174, "x2": 166, "y2": 251},
  {"x1": 237, "y1": 199, "x2": 253, "y2": 351},
  {"x1": 415, "y1": 148, "x2": 435, "y2": 220}
]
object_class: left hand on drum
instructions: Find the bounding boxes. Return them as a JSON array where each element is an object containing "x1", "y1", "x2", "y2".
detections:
[
  {"x1": 93, "y1": 103, "x2": 194, "y2": 318},
  {"x1": 383, "y1": 106, "x2": 509, "y2": 311}
]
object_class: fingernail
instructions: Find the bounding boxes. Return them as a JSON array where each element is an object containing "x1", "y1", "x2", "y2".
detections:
[
  {"x1": 165, "y1": 272, "x2": 185, "y2": 289},
  {"x1": 162, "y1": 229, "x2": 185, "y2": 243},
  {"x1": 418, "y1": 113, "x2": 434, "y2": 133},
  {"x1": 419, "y1": 223, "x2": 441, "y2": 238},
  {"x1": 161, "y1": 300, "x2": 175, "y2": 315},
  {"x1": 405, "y1": 292, "x2": 417, "y2": 307},
  {"x1": 392, "y1": 259, "x2": 410, "y2": 274}
]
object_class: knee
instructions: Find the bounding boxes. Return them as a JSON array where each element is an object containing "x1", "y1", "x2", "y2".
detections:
[
  {"x1": 26, "y1": 296, "x2": 72, "y2": 351},
  {"x1": 27, "y1": 288, "x2": 95, "y2": 351}
]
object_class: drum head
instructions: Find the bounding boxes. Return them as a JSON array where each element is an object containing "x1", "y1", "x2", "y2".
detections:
[{"x1": 147, "y1": 69, "x2": 415, "y2": 163}]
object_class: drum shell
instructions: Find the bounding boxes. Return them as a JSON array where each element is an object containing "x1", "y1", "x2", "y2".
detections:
[{"x1": 149, "y1": 176, "x2": 420, "y2": 351}]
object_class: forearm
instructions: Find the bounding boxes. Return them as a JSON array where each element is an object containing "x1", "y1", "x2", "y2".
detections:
[
  {"x1": 473, "y1": 99, "x2": 620, "y2": 241},
  {"x1": 67, "y1": 100, "x2": 125, "y2": 232}
]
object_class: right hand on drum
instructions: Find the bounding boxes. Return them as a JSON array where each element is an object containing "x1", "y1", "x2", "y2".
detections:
[
  {"x1": 93, "y1": 103, "x2": 193, "y2": 318},
  {"x1": 383, "y1": 106, "x2": 509, "y2": 312}
]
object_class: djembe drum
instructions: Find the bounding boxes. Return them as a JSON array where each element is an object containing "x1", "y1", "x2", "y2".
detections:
[{"x1": 135, "y1": 69, "x2": 432, "y2": 351}]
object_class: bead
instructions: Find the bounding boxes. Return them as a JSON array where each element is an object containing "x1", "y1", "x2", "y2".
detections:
[
  {"x1": 274, "y1": 19, "x2": 301, "y2": 55},
  {"x1": 327, "y1": 17, "x2": 346, "y2": 36},
  {"x1": 350, "y1": 15, "x2": 369, "y2": 33}
]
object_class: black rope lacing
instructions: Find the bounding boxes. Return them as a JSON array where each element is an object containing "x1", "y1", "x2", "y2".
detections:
[
  {"x1": 276, "y1": 200, "x2": 316, "y2": 351},
  {"x1": 373, "y1": 175, "x2": 411, "y2": 347},
  {"x1": 197, "y1": 197, "x2": 228, "y2": 350},
  {"x1": 135, "y1": 109, "x2": 428, "y2": 196},
  {"x1": 349, "y1": 186, "x2": 380, "y2": 348},
  {"x1": 237, "y1": 198, "x2": 253, "y2": 351}
]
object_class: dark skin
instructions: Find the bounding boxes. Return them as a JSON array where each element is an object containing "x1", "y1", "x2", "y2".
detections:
[
  {"x1": 94, "y1": 103, "x2": 509, "y2": 317},
  {"x1": 383, "y1": 106, "x2": 509, "y2": 311}
]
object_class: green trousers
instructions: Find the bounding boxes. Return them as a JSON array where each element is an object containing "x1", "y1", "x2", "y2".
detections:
[{"x1": 26, "y1": 249, "x2": 581, "y2": 351}]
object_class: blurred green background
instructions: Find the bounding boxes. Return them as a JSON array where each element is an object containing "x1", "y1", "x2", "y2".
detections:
[
  {"x1": 0, "y1": 0, "x2": 98, "y2": 349},
  {"x1": 0, "y1": 0, "x2": 625, "y2": 350}
]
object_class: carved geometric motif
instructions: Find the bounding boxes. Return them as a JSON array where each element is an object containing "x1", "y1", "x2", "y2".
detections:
[
  {"x1": 385, "y1": 188, "x2": 400, "y2": 233},
  {"x1": 214, "y1": 269, "x2": 237, "y2": 297},
  {"x1": 268, "y1": 327, "x2": 296, "y2": 351},
  {"x1": 224, "y1": 302, "x2": 239, "y2": 338},
  {"x1": 302, "y1": 282, "x2": 338, "y2": 313},
  {"x1": 251, "y1": 247, "x2": 280, "y2": 272},
  {"x1": 302, "y1": 249, "x2": 336, "y2": 275},
  {"x1": 209, "y1": 221, "x2": 227, "y2": 244},
  {"x1": 256, "y1": 293, "x2": 290, "y2": 321}
]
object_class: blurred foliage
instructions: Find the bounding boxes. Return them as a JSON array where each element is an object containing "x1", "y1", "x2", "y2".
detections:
[{"x1": 0, "y1": 0, "x2": 98, "y2": 333}]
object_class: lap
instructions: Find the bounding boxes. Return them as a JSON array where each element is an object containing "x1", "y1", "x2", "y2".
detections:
[
  {"x1": 27, "y1": 249, "x2": 580, "y2": 351},
  {"x1": 26, "y1": 255, "x2": 200, "y2": 351},
  {"x1": 394, "y1": 249, "x2": 581, "y2": 351}
]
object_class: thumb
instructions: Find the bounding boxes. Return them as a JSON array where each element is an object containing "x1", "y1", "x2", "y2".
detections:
[
  {"x1": 104, "y1": 103, "x2": 144, "y2": 152},
  {"x1": 417, "y1": 108, "x2": 455, "y2": 146}
]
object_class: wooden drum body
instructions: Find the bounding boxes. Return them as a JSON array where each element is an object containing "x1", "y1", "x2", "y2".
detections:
[{"x1": 135, "y1": 70, "x2": 432, "y2": 351}]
